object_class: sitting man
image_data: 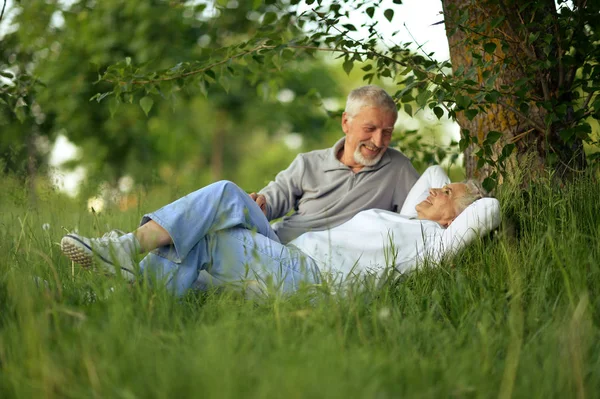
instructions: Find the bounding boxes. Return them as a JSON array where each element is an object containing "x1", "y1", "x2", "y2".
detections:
[
  {"x1": 60, "y1": 166, "x2": 501, "y2": 296},
  {"x1": 249, "y1": 84, "x2": 419, "y2": 243}
]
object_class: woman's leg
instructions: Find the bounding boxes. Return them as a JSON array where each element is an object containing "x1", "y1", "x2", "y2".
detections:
[
  {"x1": 140, "y1": 180, "x2": 278, "y2": 264},
  {"x1": 399, "y1": 165, "x2": 451, "y2": 218},
  {"x1": 140, "y1": 227, "x2": 320, "y2": 296},
  {"x1": 61, "y1": 181, "x2": 278, "y2": 280},
  {"x1": 208, "y1": 228, "x2": 321, "y2": 294}
]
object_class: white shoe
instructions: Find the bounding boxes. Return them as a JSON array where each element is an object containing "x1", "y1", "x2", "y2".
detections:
[{"x1": 61, "y1": 230, "x2": 137, "y2": 282}]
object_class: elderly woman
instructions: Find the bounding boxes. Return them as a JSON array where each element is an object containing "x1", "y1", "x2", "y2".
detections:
[{"x1": 61, "y1": 166, "x2": 500, "y2": 295}]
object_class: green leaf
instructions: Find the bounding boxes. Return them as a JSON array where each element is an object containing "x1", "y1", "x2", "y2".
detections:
[
  {"x1": 528, "y1": 32, "x2": 539, "y2": 43},
  {"x1": 384, "y1": 9, "x2": 394, "y2": 22},
  {"x1": 263, "y1": 12, "x2": 277, "y2": 25},
  {"x1": 490, "y1": 16, "x2": 505, "y2": 28},
  {"x1": 15, "y1": 107, "x2": 26, "y2": 123},
  {"x1": 482, "y1": 177, "x2": 496, "y2": 192},
  {"x1": 343, "y1": 59, "x2": 354, "y2": 75},
  {"x1": 483, "y1": 90, "x2": 499, "y2": 102},
  {"x1": 393, "y1": 0, "x2": 402, "y2": 3},
  {"x1": 483, "y1": 42, "x2": 497, "y2": 54},
  {"x1": 433, "y1": 106, "x2": 444, "y2": 119},
  {"x1": 465, "y1": 109, "x2": 478, "y2": 120},
  {"x1": 455, "y1": 95, "x2": 472, "y2": 109},
  {"x1": 342, "y1": 24, "x2": 357, "y2": 31},
  {"x1": 416, "y1": 90, "x2": 430, "y2": 107},
  {"x1": 125, "y1": 57, "x2": 131, "y2": 66},
  {"x1": 559, "y1": 128, "x2": 574, "y2": 142},
  {"x1": 90, "y1": 91, "x2": 112, "y2": 103},
  {"x1": 0, "y1": 71, "x2": 14, "y2": 79},
  {"x1": 484, "y1": 131, "x2": 502, "y2": 145},
  {"x1": 139, "y1": 96, "x2": 153, "y2": 116},
  {"x1": 518, "y1": 101, "x2": 529, "y2": 113},
  {"x1": 219, "y1": 75, "x2": 231, "y2": 93},
  {"x1": 404, "y1": 103, "x2": 413, "y2": 117},
  {"x1": 362, "y1": 73, "x2": 374, "y2": 82},
  {"x1": 459, "y1": 137, "x2": 470, "y2": 152},
  {"x1": 109, "y1": 98, "x2": 118, "y2": 118},
  {"x1": 366, "y1": 7, "x2": 375, "y2": 18},
  {"x1": 205, "y1": 69, "x2": 216, "y2": 81},
  {"x1": 501, "y1": 143, "x2": 515, "y2": 158},
  {"x1": 587, "y1": 152, "x2": 600, "y2": 162}
]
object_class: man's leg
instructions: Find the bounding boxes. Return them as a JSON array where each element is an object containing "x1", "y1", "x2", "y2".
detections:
[{"x1": 399, "y1": 166, "x2": 451, "y2": 218}]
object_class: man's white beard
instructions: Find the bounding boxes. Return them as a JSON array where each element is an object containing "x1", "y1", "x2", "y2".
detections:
[{"x1": 353, "y1": 142, "x2": 384, "y2": 166}]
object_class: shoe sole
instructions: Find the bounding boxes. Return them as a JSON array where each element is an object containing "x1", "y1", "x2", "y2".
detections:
[
  {"x1": 61, "y1": 235, "x2": 106, "y2": 268},
  {"x1": 61, "y1": 235, "x2": 136, "y2": 280}
]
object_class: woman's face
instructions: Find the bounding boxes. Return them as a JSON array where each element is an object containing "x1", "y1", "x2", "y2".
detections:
[{"x1": 415, "y1": 183, "x2": 468, "y2": 227}]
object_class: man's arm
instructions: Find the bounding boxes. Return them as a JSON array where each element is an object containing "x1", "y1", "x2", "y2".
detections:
[
  {"x1": 253, "y1": 154, "x2": 306, "y2": 220},
  {"x1": 248, "y1": 192, "x2": 267, "y2": 215}
]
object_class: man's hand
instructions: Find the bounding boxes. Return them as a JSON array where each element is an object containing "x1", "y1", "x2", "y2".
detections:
[{"x1": 249, "y1": 192, "x2": 267, "y2": 216}]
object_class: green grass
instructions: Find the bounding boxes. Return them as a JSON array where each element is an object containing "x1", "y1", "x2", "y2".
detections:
[{"x1": 1, "y1": 173, "x2": 600, "y2": 398}]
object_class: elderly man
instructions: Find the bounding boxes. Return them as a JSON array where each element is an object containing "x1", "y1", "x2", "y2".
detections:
[
  {"x1": 60, "y1": 166, "x2": 500, "y2": 295},
  {"x1": 249, "y1": 84, "x2": 419, "y2": 243}
]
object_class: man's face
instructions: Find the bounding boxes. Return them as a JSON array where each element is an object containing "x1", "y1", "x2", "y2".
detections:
[
  {"x1": 341, "y1": 106, "x2": 397, "y2": 167},
  {"x1": 415, "y1": 183, "x2": 469, "y2": 227}
]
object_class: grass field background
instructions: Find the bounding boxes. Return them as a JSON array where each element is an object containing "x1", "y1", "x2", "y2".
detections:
[{"x1": 1, "y1": 172, "x2": 599, "y2": 398}]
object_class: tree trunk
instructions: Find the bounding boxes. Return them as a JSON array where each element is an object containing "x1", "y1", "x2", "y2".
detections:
[{"x1": 441, "y1": 0, "x2": 586, "y2": 182}]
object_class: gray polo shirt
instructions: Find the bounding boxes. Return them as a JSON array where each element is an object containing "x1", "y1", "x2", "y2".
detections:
[{"x1": 259, "y1": 137, "x2": 419, "y2": 243}]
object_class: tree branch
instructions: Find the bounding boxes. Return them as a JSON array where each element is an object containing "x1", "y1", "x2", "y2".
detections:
[
  {"x1": 104, "y1": 44, "x2": 430, "y2": 87},
  {"x1": 550, "y1": 5, "x2": 565, "y2": 89},
  {"x1": 403, "y1": 23, "x2": 449, "y2": 79},
  {"x1": 0, "y1": 0, "x2": 6, "y2": 24},
  {"x1": 105, "y1": 44, "x2": 270, "y2": 85},
  {"x1": 582, "y1": 91, "x2": 595, "y2": 111},
  {"x1": 497, "y1": 99, "x2": 546, "y2": 133}
]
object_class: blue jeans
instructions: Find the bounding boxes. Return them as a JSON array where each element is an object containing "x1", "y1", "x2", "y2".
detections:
[{"x1": 138, "y1": 181, "x2": 321, "y2": 296}]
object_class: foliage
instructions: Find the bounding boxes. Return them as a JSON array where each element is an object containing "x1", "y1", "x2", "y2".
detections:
[
  {"x1": 0, "y1": 0, "x2": 343, "y2": 189},
  {"x1": 88, "y1": 0, "x2": 600, "y2": 188},
  {"x1": 0, "y1": 0, "x2": 56, "y2": 175},
  {"x1": 1, "y1": 170, "x2": 600, "y2": 397}
]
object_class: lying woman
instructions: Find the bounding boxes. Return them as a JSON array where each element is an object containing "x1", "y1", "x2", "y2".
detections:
[{"x1": 60, "y1": 166, "x2": 501, "y2": 295}]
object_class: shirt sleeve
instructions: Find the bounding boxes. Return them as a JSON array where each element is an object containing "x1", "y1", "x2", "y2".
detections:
[
  {"x1": 392, "y1": 160, "x2": 420, "y2": 213},
  {"x1": 258, "y1": 154, "x2": 306, "y2": 220}
]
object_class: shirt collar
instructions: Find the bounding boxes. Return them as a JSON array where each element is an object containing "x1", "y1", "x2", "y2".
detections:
[{"x1": 323, "y1": 137, "x2": 392, "y2": 172}]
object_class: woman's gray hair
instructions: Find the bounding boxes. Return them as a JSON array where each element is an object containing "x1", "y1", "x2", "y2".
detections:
[
  {"x1": 344, "y1": 85, "x2": 398, "y2": 122},
  {"x1": 455, "y1": 179, "x2": 488, "y2": 213}
]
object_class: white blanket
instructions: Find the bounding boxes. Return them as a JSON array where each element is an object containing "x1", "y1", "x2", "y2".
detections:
[{"x1": 289, "y1": 166, "x2": 501, "y2": 281}]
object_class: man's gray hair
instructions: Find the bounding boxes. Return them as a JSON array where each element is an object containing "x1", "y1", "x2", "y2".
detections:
[
  {"x1": 344, "y1": 85, "x2": 398, "y2": 121},
  {"x1": 455, "y1": 179, "x2": 488, "y2": 214}
]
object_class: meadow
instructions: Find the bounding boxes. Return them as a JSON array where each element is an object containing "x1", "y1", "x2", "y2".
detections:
[{"x1": 1, "y1": 172, "x2": 599, "y2": 398}]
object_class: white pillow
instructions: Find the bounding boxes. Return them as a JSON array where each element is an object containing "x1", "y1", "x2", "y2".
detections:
[{"x1": 442, "y1": 197, "x2": 502, "y2": 249}]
